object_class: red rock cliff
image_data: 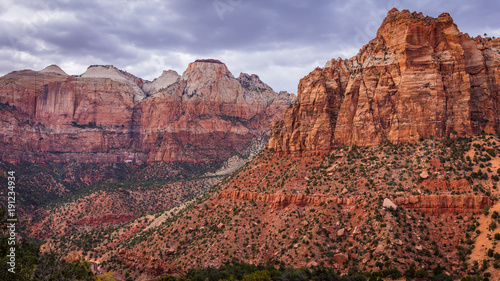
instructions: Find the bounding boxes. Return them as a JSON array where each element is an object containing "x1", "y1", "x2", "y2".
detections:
[
  {"x1": 0, "y1": 68, "x2": 141, "y2": 163},
  {"x1": 269, "y1": 8, "x2": 500, "y2": 156},
  {"x1": 0, "y1": 61, "x2": 294, "y2": 163},
  {"x1": 134, "y1": 60, "x2": 293, "y2": 163}
]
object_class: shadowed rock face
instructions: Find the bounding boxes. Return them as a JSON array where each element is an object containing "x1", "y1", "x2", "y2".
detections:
[
  {"x1": 269, "y1": 8, "x2": 500, "y2": 156},
  {"x1": 0, "y1": 61, "x2": 294, "y2": 164}
]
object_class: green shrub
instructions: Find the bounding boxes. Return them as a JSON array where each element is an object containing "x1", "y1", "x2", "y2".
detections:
[
  {"x1": 415, "y1": 269, "x2": 428, "y2": 278},
  {"x1": 242, "y1": 270, "x2": 271, "y2": 281},
  {"x1": 158, "y1": 277, "x2": 177, "y2": 281}
]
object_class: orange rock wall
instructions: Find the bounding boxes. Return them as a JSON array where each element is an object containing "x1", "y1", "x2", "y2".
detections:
[
  {"x1": 269, "y1": 9, "x2": 500, "y2": 156},
  {"x1": 218, "y1": 190, "x2": 355, "y2": 208}
]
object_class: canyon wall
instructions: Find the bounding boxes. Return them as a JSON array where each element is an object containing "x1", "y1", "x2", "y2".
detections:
[
  {"x1": 268, "y1": 8, "x2": 500, "y2": 156},
  {"x1": 0, "y1": 61, "x2": 294, "y2": 164}
]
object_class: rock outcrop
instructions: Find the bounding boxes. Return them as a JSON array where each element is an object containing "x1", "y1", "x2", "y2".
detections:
[
  {"x1": 81, "y1": 65, "x2": 147, "y2": 101},
  {"x1": 394, "y1": 195, "x2": 492, "y2": 214},
  {"x1": 0, "y1": 61, "x2": 294, "y2": 164},
  {"x1": 269, "y1": 8, "x2": 500, "y2": 156},
  {"x1": 218, "y1": 190, "x2": 356, "y2": 208},
  {"x1": 383, "y1": 198, "x2": 397, "y2": 210},
  {"x1": 40, "y1": 64, "x2": 68, "y2": 75}
]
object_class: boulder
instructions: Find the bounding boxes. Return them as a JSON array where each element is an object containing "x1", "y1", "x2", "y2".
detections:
[
  {"x1": 383, "y1": 198, "x2": 397, "y2": 210},
  {"x1": 333, "y1": 253, "x2": 349, "y2": 263}
]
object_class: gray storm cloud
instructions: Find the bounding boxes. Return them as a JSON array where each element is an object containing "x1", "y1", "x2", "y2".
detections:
[{"x1": 0, "y1": 0, "x2": 498, "y2": 93}]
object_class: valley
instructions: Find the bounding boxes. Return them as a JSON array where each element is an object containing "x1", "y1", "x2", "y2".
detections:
[{"x1": 1, "y1": 7, "x2": 500, "y2": 281}]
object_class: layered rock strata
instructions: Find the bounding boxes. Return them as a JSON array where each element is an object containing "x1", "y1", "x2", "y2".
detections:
[
  {"x1": 394, "y1": 195, "x2": 492, "y2": 214},
  {"x1": 0, "y1": 61, "x2": 294, "y2": 164},
  {"x1": 219, "y1": 191, "x2": 491, "y2": 213},
  {"x1": 269, "y1": 8, "x2": 500, "y2": 156},
  {"x1": 218, "y1": 190, "x2": 355, "y2": 208}
]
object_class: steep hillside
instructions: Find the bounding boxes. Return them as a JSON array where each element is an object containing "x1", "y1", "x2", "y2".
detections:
[
  {"x1": 64, "y1": 134, "x2": 500, "y2": 280},
  {"x1": 31, "y1": 176, "x2": 220, "y2": 240}
]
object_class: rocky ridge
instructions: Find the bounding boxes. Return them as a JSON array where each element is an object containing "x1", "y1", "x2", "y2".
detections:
[
  {"x1": 0, "y1": 60, "x2": 294, "y2": 164},
  {"x1": 269, "y1": 8, "x2": 500, "y2": 156},
  {"x1": 80, "y1": 65, "x2": 147, "y2": 101},
  {"x1": 218, "y1": 190, "x2": 491, "y2": 213},
  {"x1": 142, "y1": 70, "x2": 181, "y2": 95}
]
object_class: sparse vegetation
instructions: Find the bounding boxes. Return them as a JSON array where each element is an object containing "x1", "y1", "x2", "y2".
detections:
[{"x1": 4, "y1": 133, "x2": 500, "y2": 278}]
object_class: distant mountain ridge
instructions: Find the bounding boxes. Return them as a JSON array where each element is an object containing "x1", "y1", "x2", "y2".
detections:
[{"x1": 0, "y1": 60, "x2": 294, "y2": 164}]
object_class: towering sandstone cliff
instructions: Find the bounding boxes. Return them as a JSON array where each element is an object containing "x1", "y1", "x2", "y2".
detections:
[
  {"x1": 269, "y1": 8, "x2": 500, "y2": 156},
  {"x1": 135, "y1": 59, "x2": 293, "y2": 163},
  {"x1": 0, "y1": 60, "x2": 293, "y2": 163}
]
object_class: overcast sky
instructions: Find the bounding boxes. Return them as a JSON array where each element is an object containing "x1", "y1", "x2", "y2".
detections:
[{"x1": 0, "y1": 0, "x2": 498, "y2": 93}]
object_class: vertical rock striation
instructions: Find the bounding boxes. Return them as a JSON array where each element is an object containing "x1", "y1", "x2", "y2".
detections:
[
  {"x1": 0, "y1": 61, "x2": 294, "y2": 164},
  {"x1": 269, "y1": 8, "x2": 500, "y2": 155},
  {"x1": 135, "y1": 60, "x2": 293, "y2": 163}
]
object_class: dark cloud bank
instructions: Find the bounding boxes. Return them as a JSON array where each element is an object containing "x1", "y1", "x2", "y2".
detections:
[{"x1": 0, "y1": 0, "x2": 498, "y2": 93}]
